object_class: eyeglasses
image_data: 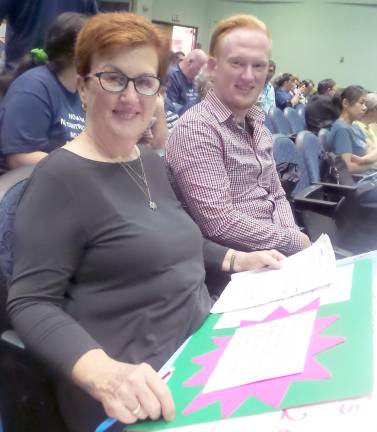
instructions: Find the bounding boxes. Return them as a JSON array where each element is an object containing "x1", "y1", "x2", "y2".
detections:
[{"x1": 85, "y1": 71, "x2": 161, "y2": 96}]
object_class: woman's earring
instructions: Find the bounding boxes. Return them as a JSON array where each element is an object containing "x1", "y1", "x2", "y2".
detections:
[{"x1": 82, "y1": 102, "x2": 87, "y2": 112}]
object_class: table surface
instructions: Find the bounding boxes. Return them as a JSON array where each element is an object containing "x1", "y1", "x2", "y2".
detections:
[{"x1": 162, "y1": 252, "x2": 377, "y2": 432}]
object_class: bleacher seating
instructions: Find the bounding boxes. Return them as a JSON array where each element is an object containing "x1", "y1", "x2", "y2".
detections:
[
  {"x1": 295, "y1": 103, "x2": 306, "y2": 126},
  {"x1": 284, "y1": 107, "x2": 306, "y2": 134},
  {"x1": 268, "y1": 106, "x2": 292, "y2": 135}
]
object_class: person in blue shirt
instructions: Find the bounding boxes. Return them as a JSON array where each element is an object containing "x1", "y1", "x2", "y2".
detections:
[
  {"x1": 165, "y1": 49, "x2": 207, "y2": 115},
  {"x1": 257, "y1": 59, "x2": 276, "y2": 113},
  {"x1": 0, "y1": 0, "x2": 97, "y2": 71},
  {"x1": 275, "y1": 73, "x2": 305, "y2": 110},
  {"x1": 327, "y1": 85, "x2": 377, "y2": 204},
  {"x1": 0, "y1": 12, "x2": 87, "y2": 170},
  {"x1": 327, "y1": 85, "x2": 372, "y2": 170}
]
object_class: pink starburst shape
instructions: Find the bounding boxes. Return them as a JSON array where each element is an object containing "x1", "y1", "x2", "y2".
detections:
[{"x1": 183, "y1": 299, "x2": 345, "y2": 417}]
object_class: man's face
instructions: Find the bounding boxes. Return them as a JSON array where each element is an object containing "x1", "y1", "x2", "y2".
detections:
[
  {"x1": 328, "y1": 86, "x2": 336, "y2": 97},
  {"x1": 208, "y1": 28, "x2": 270, "y2": 117},
  {"x1": 185, "y1": 55, "x2": 208, "y2": 81}
]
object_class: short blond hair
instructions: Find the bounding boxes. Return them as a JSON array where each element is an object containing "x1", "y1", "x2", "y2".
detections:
[{"x1": 209, "y1": 15, "x2": 271, "y2": 57}]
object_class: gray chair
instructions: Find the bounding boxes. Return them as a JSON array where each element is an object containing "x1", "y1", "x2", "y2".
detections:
[
  {"x1": 294, "y1": 131, "x2": 377, "y2": 254},
  {"x1": 269, "y1": 106, "x2": 292, "y2": 135},
  {"x1": 284, "y1": 107, "x2": 306, "y2": 134},
  {"x1": 295, "y1": 103, "x2": 306, "y2": 125},
  {"x1": 0, "y1": 166, "x2": 68, "y2": 432}
]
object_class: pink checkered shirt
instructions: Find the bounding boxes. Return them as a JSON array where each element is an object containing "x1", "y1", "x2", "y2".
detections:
[{"x1": 166, "y1": 90, "x2": 305, "y2": 255}]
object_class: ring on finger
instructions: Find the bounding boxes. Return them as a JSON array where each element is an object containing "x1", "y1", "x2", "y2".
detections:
[{"x1": 131, "y1": 401, "x2": 141, "y2": 416}]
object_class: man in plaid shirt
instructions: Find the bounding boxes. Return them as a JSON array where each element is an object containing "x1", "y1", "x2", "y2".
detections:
[{"x1": 166, "y1": 14, "x2": 310, "y2": 255}]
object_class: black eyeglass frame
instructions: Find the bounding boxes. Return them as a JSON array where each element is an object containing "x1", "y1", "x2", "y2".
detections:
[{"x1": 85, "y1": 71, "x2": 161, "y2": 96}]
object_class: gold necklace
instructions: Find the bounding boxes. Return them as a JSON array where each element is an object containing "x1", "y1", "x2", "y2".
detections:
[{"x1": 118, "y1": 155, "x2": 157, "y2": 211}]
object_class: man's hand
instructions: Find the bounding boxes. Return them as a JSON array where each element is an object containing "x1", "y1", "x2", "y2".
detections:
[{"x1": 225, "y1": 249, "x2": 285, "y2": 273}]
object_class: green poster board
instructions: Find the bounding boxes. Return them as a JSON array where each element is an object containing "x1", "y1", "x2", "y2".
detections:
[{"x1": 130, "y1": 259, "x2": 374, "y2": 431}]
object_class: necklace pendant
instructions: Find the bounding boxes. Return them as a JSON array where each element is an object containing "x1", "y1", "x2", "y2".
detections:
[{"x1": 149, "y1": 201, "x2": 157, "y2": 210}]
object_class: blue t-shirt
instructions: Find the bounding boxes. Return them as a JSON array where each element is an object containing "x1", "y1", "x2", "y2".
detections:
[
  {"x1": 327, "y1": 119, "x2": 367, "y2": 156},
  {"x1": 0, "y1": 0, "x2": 97, "y2": 69},
  {"x1": 165, "y1": 65, "x2": 199, "y2": 115},
  {"x1": 0, "y1": 65, "x2": 85, "y2": 160}
]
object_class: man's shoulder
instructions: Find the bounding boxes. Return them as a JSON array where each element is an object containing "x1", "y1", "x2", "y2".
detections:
[
  {"x1": 175, "y1": 99, "x2": 220, "y2": 129},
  {"x1": 167, "y1": 65, "x2": 183, "y2": 81}
]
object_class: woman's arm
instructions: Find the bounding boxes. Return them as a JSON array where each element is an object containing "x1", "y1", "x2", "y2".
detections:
[
  {"x1": 150, "y1": 95, "x2": 169, "y2": 149},
  {"x1": 341, "y1": 152, "x2": 376, "y2": 173},
  {"x1": 7, "y1": 160, "x2": 176, "y2": 425},
  {"x1": 351, "y1": 147, "x2": 377, "y2": 165},
  {"x1": 6, "y1": 151, "x2": 48, "y2": 169},
  {"x1": 72, "y1": 349, "x2": 175, "y2": 424}
]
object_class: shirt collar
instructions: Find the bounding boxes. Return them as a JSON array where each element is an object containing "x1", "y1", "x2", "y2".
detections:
[{"x1": 204, "y1": 89, "x2": 265, "y2": 126}]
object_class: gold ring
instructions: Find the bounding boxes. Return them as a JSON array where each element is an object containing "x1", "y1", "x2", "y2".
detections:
[{"x1": 131, "y1": 402, "x2": 141, "y2": 415}]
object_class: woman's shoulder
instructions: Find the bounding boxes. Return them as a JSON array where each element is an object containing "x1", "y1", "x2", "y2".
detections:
[
  {"x1": 332, "y1": 119, "x2": 349, "y2": 129},
  {"x1": 31, "y1": 148, "x2": 92, "y2": 182},
  {"x1": 329, "y1": 120, "x2": 351, "y2": 135},
  {"x1": 4, "y1": 66, "x2": 58, "y2": 100}
]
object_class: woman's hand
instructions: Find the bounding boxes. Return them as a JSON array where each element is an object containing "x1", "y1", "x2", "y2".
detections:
[{"x1": 72, "y1": 349, "x2": 175, "y2": 425}]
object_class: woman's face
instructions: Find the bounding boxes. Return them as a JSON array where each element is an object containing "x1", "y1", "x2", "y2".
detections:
[
  {"x1": 79, "y1": 44, "x2": 159, "y2": 146},
  {"x1": 345, "y1": 94, "x2": 367, "y2": 121}
]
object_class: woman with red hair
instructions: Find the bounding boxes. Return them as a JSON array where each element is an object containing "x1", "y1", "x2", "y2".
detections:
[{"x1": 7, "y1": 12, "x2": 284, "y2": 431}]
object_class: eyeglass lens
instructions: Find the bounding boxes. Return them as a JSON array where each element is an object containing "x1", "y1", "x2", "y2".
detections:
[{"x1": 99, "y1": 72, "x2": 160, "y2": 95}]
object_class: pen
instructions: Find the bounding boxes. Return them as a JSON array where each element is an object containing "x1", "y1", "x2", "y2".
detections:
[
  {"x1": 95, "y1": 417, "x2": 117, "y2": 432},
  {"x1": 94, "y1": 367, "x2": 175, "y2": 432}
]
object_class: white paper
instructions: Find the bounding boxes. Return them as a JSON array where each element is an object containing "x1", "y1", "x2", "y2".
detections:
[
  {"x1": 203, "y1": 310, "x2": 317, "y2": 394},
  {"x1": 211, "y1": 234, "x2": 336, "y2": 314},
  {"x1": 214, "y1": 263, "x2": 353, "y2": 330},
  {"x1": 320, "y1": 263, "x2": 353, "y2": 305}
]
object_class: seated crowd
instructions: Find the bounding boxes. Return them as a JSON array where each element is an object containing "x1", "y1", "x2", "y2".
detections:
[{"x1": 0, "y1": 9, "x2": 376, "y2": 432}]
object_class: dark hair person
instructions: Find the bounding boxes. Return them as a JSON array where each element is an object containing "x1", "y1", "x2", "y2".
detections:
[
  {"x1": 317, "y1": 78, "x2": 336, "y2": 96},
  {"x1": 275, "y1": 72, "x2": 305, "y2": 109},
  {"x1": 7, "y1": 12, "x2": 284, "y2": 432},
  {"x1": 0, "y1": 12, "x2": 88, "y2": 170},
  {"x1": 327, "y1": 85, "x2": 377, "y2": 203},
  {"x1": 328, "y1": 85, "x2": 369, "y2": 169}
]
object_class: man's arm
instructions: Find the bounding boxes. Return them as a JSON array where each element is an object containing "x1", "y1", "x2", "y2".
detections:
[{"x1": 166, "y1": 120, "x2": 307, "y2": 255}]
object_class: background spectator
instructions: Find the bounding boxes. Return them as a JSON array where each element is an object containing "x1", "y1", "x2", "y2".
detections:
[
  {"x1": 0, "y1": 12, "x2": 87, "y2": 170},
  {"x1": 274, "y1": 72, "x2": 304, "y2": 109},
  {"x1": 0, "y1": 0, "x2": 97, "y2": 71},
  {"x1": 257, "y1": 59, "x2": 276, "y2": 113},
  {"x1": 165, "y1": 48, "x2": 208, "y2": 115},
  {"x1": 305, "y1": 78, "x2": 339, "y2": 134}
]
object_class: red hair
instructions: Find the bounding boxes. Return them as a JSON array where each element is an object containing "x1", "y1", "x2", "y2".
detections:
[{"x1": 75, "y1": 12, "x2": 170, "y2": 78}]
